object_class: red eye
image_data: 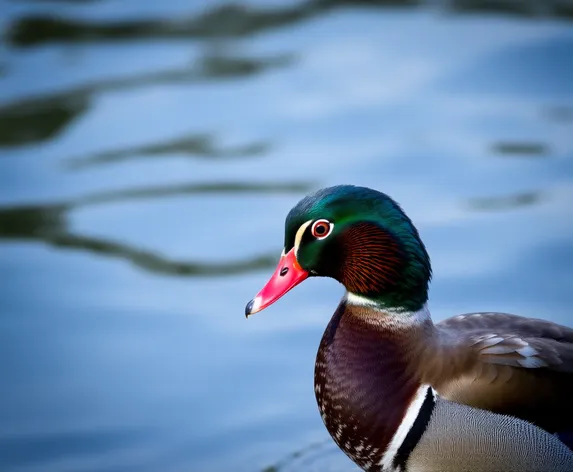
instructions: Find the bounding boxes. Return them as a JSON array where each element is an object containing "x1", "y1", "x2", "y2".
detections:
[{"x1": 311, "y1": 219, "x2": 333, "y2": 239}]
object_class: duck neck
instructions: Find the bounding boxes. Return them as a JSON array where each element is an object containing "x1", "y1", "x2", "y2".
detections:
[
  {"x1": 315, "y1": 300, "x2": 435, "y2": 471},
  {"x1": 345, "y1": 292, "x2": 429, "y2": 317}
]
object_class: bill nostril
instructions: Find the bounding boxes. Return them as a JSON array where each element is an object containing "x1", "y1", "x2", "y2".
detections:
[{"x1": 280, "y1": 267, "x2": 289, "y2": 277}]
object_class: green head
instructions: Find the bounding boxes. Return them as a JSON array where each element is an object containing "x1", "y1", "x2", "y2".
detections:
[
  {"x1": 245, "y1": 185, "x2": 431, "y2": 316},
  {"x1": 285, "y1": 185, "x2": 431, "y2": 311}
]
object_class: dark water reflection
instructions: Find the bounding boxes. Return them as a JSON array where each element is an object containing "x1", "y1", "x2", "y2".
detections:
[
  {"x1": 492, "y1": 141, "x2": 548, "y2": 156},
  {"x1": 0, "y1": 182, "x2": 312, "y2": 277},
  {"x1": 1, "y1": 1, "x2": 572, "y2": 471},
  {"x1": 63, "y1": 134, "x2": 271, "y2": 170},
  {"x1": 6, "y1": 0, "x2": 573, "y2": 49},
  {"x1": 0, "y1": 51, "x2": 293, "y2": 147}
]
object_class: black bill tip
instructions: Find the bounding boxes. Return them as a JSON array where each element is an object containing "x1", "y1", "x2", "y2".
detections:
[{"x1": 245, "y1": 299, "x2": 254, "y2": 318}]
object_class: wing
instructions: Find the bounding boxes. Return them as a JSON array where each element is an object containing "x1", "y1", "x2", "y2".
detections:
[
  {"x1": 438, "y1": 312, "x2": 573, "y2": 373},
  {"x1": 430, "y1": 312, "x2": 573, "y2": 433}
]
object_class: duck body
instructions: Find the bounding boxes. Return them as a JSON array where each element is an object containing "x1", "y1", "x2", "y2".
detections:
[
  {"x1": 316, "y1": 299, "x2": 573, "y2": 471},
  {"x1": 246, "y1": 185, "x2": 573, "y2": 471}
]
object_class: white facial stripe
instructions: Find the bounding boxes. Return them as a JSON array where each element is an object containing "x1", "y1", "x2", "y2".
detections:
[
  {"x1": 379, "y1": 385, "x2": 434, "y2": 471},
  {"x1": 293, "y1": 220, "x2": 313, "y2": 257}
]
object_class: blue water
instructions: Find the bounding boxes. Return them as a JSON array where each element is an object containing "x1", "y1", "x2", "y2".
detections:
[{"x1": 1, "y1": 1, "x2": 572, "y2": 471}]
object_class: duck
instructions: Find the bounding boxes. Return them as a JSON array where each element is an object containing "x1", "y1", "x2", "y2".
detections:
[{"x1": 245, "y1": 185, "x2": 573, "y2": 472}]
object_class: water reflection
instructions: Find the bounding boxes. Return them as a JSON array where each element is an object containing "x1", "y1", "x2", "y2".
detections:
[
  {"x1": 0, "y1": 95, "x2": 89, "y2": 148},
  {"x1": 7, "y1": 0, "x2": 573, "y2": 49},
  {"x1": 7, "y1": 3, "x2": 315, "y2": 47},
  {"x1": 261, "y1": 439, "x2": 333, "y2": 472},
  {"x1": 492, "y1": 142, "x2": 549, "y2": 157},
  {"x1": 466, "y1": 191, "x2": 545, "y2": 211},
  {"x1": 0, "y1": 51, "x2": 293, "y2": 148},
  {"x1": 0, "y1": 182, "x2": 312, "y2": 276},
  {"x1": 72, "y1": 181, "x2": 314, "y2": 206},
  {"x1": 64, "y1": 133, "x2": 271, "y2": 170}
]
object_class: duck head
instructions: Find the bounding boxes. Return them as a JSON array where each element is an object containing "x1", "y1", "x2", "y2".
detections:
[{"x1": 245, "y1": 185, "x2": 431, "y2": 316}]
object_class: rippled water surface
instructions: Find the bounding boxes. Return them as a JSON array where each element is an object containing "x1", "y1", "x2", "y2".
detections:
[{"x1": 1, "y1": 1, "x2": 573, "y2": 471}]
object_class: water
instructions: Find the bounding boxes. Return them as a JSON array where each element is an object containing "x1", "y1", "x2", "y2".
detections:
[{"x1": 1, "y1": 1, "x2": 572, "y2": 471}]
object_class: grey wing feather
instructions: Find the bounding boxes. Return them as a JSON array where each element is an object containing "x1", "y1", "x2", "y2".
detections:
[{"x1": 437, "y1": 312, "x2": 573, "y2": 372}]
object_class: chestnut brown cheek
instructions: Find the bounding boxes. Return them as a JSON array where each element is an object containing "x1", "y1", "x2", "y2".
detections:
[
  {"x1": 337, "y1": 223, "x2": 404, "y2": 294},
  {"x1": 342, "y1": 254, "x2": 402, "y2": 294}
]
